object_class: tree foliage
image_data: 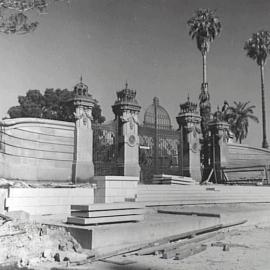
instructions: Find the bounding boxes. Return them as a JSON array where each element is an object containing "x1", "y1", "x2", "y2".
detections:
[
  {"x1": 0, "y1": 0, "x2": 67, "y2": 34},
  {"x1": 7, "y1": 88, "x2": 106, "y2": 124},
  {"x1": 223, "y1": 101, "x2": 259, "y2": 144},
  {"x1": 244, "y1": 30, "x2": 270, "y2": 66},
  {"x1": 187, "y1": 9, "x2": 221, "y2": 55}
]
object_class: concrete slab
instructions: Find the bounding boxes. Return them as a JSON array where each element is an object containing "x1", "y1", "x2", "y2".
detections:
[
  {"x1": 71, "y1": 208, "x2": 146, "y2": 218},
  {"x1": 71, "y1": 202, "x2": 145, "y2": 211},
  {"x1": 67, "y1": 214, "x2": 145, "y2": 225},
  {"x1": 37, "y1": 210, "x2": 221, "y2": 253}
]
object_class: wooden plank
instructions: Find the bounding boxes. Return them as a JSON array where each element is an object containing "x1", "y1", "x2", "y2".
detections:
[
  {"x1": 6, "y1": 196, "x2": 93, "y2": 207},
  {"x1": 161, "y1": 232, "x2": 224, "y2": 258},
  {"x1": 71, "y1": 208, "x2": 146, "y2": 218},
  {"x1": 67, "y1": 214, "x2": 144, "y2": 225},
  {"x1": 211, "y1": 241, "x2": 249, "y2": 249},
  {"x1": 157, "y1": 209, "x2": 221, "y2": 218},
  {"x1": 137, "y1": 231, "x2": 224, "y2": 256},
  {"x1": 100, "y1": 258, "x2": 136, "y2": 265},
  {"x1": 71, "y1": 202, "x2": 145, "y2": 211},
  {"x1": 89, "y1": 220, "x2": 245, "y2": 263}
]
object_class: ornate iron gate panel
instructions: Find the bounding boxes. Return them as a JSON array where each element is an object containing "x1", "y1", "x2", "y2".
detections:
[
  {"x1": 139, "y1": 125, "x2": 181, "y2": 181},
  {"x1": 93, "y1": 121, "x2": 118, "y2": 176}
]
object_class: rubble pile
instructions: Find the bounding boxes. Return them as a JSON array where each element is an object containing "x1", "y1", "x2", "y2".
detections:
[{"x1": 0, "y1": 216, "x2": 87, "y2": 268}]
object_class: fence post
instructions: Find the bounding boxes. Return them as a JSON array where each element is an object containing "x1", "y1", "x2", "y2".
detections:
[
  {"x1": 112, "y1": 83, "x2": 141, "y2": 176},
  {"x1": 71, "y1": 77, "x2": 96, "y2": 183},
  {"x1": 176, "y1": 97, "x2": 202, "y2": 182},
  {"x1": 208, "y1": 120, "x2": 230, "y2": 184}
]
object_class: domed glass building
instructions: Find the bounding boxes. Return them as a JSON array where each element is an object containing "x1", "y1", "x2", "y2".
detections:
[{"x1": 143, "y1": 97, "x2": 172, "y2": 130}]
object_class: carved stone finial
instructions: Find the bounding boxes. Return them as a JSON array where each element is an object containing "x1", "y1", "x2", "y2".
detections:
[
  {"x1": 180, "y1": 96, "x2": 198, "y2": 113},
  {"x1": 112, "y1": 83, "x2": 141, "y2": 115}
]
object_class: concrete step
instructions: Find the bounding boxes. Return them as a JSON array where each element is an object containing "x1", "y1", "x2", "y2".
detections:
[{"x1": 67, "y1": 214, "x2": 144, "y2": 225}]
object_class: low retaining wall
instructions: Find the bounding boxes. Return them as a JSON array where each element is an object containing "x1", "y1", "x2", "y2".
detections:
[
  {"x1": 222, "y1": 143, "x2": 270, "y2": 167},
  {"x1": 137, "y1": 184, "x2": 270, "y2": 205},
  {"x1": 5, "y1": 187, "x2": 94, "y2": 215},
  {"x1": 0, "y1": 118, "x2": 75, "y2": 181}
]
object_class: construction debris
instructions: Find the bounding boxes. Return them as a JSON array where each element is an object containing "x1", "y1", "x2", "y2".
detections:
[
  {"x1": 0, "y1": 217, "x2": 85, "y2": 268},
  {"x1": 138, "y1": 231, "x2": 225, "y2": 256},
  {"x1": 174, "y1": 244, "x2": 207, "y2": 260},
  {"x1": 211, "y1": 241, "x2": 250, "y2": 249}
]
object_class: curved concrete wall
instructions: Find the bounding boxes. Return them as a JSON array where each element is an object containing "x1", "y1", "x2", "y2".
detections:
[
  {"x1": 222, "y1": 143, "x2": 270, "y2": 167},
  {"x1": 0, "y1": 118, "x2": 75, "y2": 181}
]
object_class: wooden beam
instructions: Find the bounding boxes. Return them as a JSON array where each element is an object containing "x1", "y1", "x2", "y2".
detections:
[
  {"x1": 138, "y1": 231, "x2": 224, "y2": 256},
  {"x1": 162, "y1": 232, "x2": 223, "y2": 259},
  {"x1": 87, "y1": 220, "x2": 246, "y2": 263},
  {"x1": 157, "y1": 209, "x2": 221, "y2": 218}
]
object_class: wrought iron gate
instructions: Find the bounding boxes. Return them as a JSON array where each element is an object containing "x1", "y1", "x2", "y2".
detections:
[
  {"x1": 93, "y1": 121, "x2": 118, "y2": 176},
  {"x1": 139, "y1": 125, "x2": 181, "y2": 181}
]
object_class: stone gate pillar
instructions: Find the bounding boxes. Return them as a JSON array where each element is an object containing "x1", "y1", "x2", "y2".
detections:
[
  {"x1": 209, "y1": 112, "x2": 231, "y2": 183},
  {"x1": 72, "y1": 77, "x2": 96, "y2": 183},
  {"x1": 112, "y1": 83, "x2": 141, "y2": 176},
  {"x1": 176, "y1": 97, "x2": 202, "y2": 182}
]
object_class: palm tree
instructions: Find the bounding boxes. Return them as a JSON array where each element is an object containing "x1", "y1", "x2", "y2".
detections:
[
  {"x1": 187, "y1": 9, "x2": 221, "y2": 94},
  {"x1": 225, "y1": 101, "x2": 259, "y2": 144},
  {"x1": 188, "y1": 9, "x2": 221, "y2": 180},
  {"x1": 244, "y1": 30, "x2": 270, "y2": 148}
]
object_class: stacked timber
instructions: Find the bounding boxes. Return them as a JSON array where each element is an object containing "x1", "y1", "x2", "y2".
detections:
[
  {"x1": 67, "y1": 202, "x2": 145, "y2": 225},
  {"x1": 152, "y1": 174, "x2": 196, "y2": 185}
]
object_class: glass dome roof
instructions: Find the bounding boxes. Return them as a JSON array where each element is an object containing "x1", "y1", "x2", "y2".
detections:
[{"x1": 143, "y1": 97, "x2": 172, "y2": 129}]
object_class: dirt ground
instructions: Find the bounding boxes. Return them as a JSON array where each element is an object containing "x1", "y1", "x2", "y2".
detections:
[
  {"x1": 91, "y1": 224, "x2": 270, "y2": 270},
  {"x1": 2, "y1": 204, "x2": 270, "y2": 270}
]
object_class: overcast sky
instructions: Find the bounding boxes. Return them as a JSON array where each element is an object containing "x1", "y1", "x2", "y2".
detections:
[{"x1": 1, "y1": 0, "x2": 270, "y2": 147}]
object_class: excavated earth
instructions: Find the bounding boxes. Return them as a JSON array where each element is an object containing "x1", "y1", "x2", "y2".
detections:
[{"x1": 1, "y1": 203, "x2": 270, "y2": 269}]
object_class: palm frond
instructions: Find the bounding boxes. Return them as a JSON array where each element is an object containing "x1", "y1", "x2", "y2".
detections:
[
  {"x1": 187, "y1": 8, "x2": 221, "y2": 54},
  {"x1": 225, "y1": 101, "x2": 259, "y2": 143},
  {"x1": 244, "y1": 30, "x2": 270, "y2": 66}
]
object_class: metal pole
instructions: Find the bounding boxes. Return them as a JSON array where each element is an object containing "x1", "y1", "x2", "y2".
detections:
[{"x1": 154, "y1": 99, "x2": 158, "y2": 174}]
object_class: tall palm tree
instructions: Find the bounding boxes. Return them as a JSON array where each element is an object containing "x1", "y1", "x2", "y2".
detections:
[
  {"x1": 225, "y1": 101, "x2": 259, "y2": 144},
  {"x1": 187, "y1": 9, "x2": 221, "y2": 180},
  {"x1": 187, "y1": 9, "x2": 221, "y2": 94},
  {"x1": 244, "y1": 30, "x2": 270, "y2": 148}
]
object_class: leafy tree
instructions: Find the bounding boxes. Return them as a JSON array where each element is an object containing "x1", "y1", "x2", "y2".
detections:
[
  {"x1": 244, "y1": 30, "x2": 270, "y2": 148},
  {"x1": 92, "y1": 103, "x2": 106, "y2": 124},
  {"x1": 0, "y1": 0, "x2": 67, "y2": 34},
  {"x1": 224, "y1": 101, "x2": 259, "y2": 144},
  {"x1": 7, "y1": 88, "x2": 106, "y2": 124}
]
